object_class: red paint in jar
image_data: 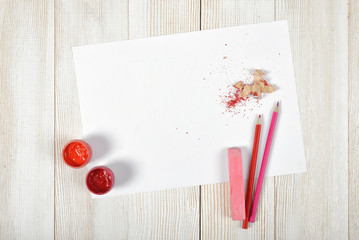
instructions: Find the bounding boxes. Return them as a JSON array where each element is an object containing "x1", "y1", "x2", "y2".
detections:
[
  {"x1": 62, "y1": 140, "x2": 92, "y2": 168},
  {"x1": 86, "y1": 166, "x2": 115, "y2": 195}
]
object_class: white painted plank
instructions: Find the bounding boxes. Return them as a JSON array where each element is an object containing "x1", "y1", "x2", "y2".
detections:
[
  {"x1": 200, "y1": 1, "x2": 275, "y2": 239},
  {"x1": 55, "y1": 0, "x2": 119, "y2": 237},
  {"x1": 0, "y1": 0, "x2": 54, "y2": 238},
  {"x1": 275, "y1": 0, "x2": 348, "y2": 239},
  {"x1": 349, "y1": 0, "x2": 359, "y2": 238},
  {"x1": 55, "y1": 0, "x2": 200, "y2": 239}
]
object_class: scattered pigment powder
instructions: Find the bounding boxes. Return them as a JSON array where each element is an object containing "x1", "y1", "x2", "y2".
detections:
[{"x1": 218, "y1": 69, "x2": 272, "y2": 117}]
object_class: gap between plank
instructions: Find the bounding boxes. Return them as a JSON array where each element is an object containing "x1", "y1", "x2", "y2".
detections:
[{"x1": 199, "y1": 1, "x2": 202, "y2": 239}]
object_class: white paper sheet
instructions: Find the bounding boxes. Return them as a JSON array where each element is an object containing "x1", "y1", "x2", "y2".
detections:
[{"x1": 73, "y1": 20, "x2": 306, "y2": 198}]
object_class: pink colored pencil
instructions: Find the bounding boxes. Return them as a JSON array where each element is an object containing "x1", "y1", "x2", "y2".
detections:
[{"x1": 249, "y1": 102, "x2": 279, "y2": 222}]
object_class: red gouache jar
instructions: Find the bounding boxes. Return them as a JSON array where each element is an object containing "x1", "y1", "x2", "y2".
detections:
[
  {"x1": 86, "y1": 166, "x2": 115, "y2": 195},
  {"x1": 62, "y1": 140, "x2": 92, "y2": 168}
]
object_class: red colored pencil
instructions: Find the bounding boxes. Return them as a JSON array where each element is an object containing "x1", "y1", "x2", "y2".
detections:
[{"x1": 242, "y1": 115, "x2": 262, "y2": 229}]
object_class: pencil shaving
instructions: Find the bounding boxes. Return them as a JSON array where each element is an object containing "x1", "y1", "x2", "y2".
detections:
[
  {"x1": 234, "y1": 69, "x2": 275, "y2": 99},
  {"x1": 234, "y1": 81, "x2": 243, "y2": 89},
  {"x1": 253, "y1": 69, "x2": 265, "y2": 76}
]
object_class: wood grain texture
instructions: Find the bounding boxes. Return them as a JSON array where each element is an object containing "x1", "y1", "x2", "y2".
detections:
[
  {"x1": 275, "y1": 0, "x2": 348, "y2": 239},
  {"x1": 200, "y1": 1, "x2": 275, "y2": 239},
  {"x1": 55, "y1": 0, "x2": 200, "y2": 239},
  {"x1": 0, "y1": 0, "x2": 54, "y2": 239},
  {"x1": 349, "y1": 0, "x2": 359, "y2": 238},
  {"x1": 55, "y1": 0, "x2": 116, "y2": 237},
  {"x1": 0, "y1": 0, "x2": 357, "y2": 238}
]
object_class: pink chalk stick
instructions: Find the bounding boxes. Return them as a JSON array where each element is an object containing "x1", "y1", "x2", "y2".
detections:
[{"x1": 228, "y1": 148, "x2": 246, "y2": 221}]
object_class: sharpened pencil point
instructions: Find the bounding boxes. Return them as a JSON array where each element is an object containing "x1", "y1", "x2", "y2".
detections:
[{"x1": 274, "y1": 102, "x2": 279, "y2": 112}]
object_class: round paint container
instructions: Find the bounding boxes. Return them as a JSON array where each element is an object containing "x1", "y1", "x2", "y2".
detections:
[
  {"x1": 86, "y1": 166, "x2": 115, "y2": 195},
  {"x1": 62, "y1": 139, "x2": 92, "y2": 168}
]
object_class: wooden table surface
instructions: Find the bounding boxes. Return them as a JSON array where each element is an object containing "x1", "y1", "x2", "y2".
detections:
[{"x1": 0, "y1": 0, "x2": 358, "y2": 239}]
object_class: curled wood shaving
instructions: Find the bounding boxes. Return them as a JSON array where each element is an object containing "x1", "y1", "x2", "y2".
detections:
[{"x1": 234, "y1": 69, "x2": 275, "y2": 99}]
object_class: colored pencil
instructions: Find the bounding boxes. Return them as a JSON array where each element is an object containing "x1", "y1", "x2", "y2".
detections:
[
  {"x1": 249, "y1": 102, "x2": 279, "y2": 222},
  {"x1": 242, "y1": 115, "x2": 262, "y2": 229}
]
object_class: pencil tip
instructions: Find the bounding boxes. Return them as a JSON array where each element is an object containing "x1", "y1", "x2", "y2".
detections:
[
  {"x1": 277, "y1": 101, "x2": 279, "y2": 106},
  {"x1": 259, "y1": 114, "x2": 261, "y2": 118}
]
